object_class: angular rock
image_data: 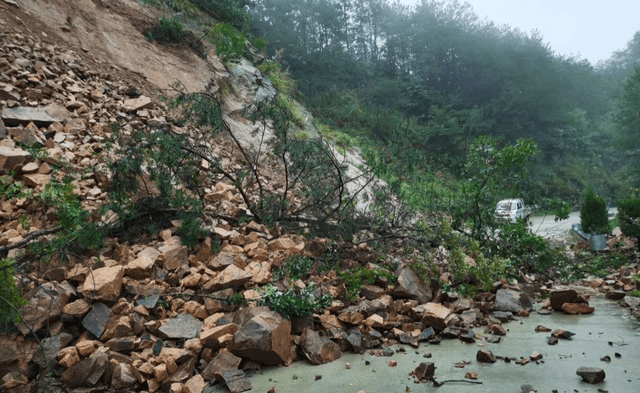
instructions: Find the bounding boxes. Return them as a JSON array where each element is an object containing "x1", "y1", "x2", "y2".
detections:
[
  {"x1": 576, "y1": 367, "x2": 605, "y2": 384},
  {"x1": 79, "y1": 265, "x2": 124, "y2": 302},
  {"x1": 159, "y1": 243, "x2": 188, "y2": 271},
  {"x1": 550, "y1": 288, "x2": 582, "y2": 311},
  {"x1": 494, "y1": 288, "x2": 532, "y2": 313},
  {"x1": 552, "y1": 329, "x2": 575, "y2": 339},
  {"x1": 346, "y1": 329, "x2": 366, "y2": 354},
  {"x1": 231, "y1": 310, "x2": 291, "y2": 365},
  {"x1": 211, "y1": 264, "x2": 251, "y2": 289},
  {"x1": 183, "y1": 374, "x2": 206, "y2": 393},
  {"x1": 82, "y1": 302, "x2": 112, "y2": 339},
  {"x1": 200, "y1": 323, "x2": 239, "y2": 347},
  {"x1": 111, "y1": 362, "x2": 142, "y2": 390},
  {"x1": 561, "y1": 303, "x2": 595, "y2": 314},
  {"x1": 221, "y1": 369, "x2": 252, "y2": 393},
  {"x1": 122, "y1": 96, "x2": 153, "y2": 112},
  {"x1": 605, "y1": 290, "x2": 626, "y2": 301},
  {"x1": 476, "y1": 349, "x2": 497, "y2": 363},
  {"x1": 393, "y1": 266, "x2": 432, "y2": 303},
  {"x1": 0, "y1": 146, "x2": 30, "y2": 172},
  {"x1": 202, "y1": 349, "x2": 242, "y2": 380},
  {"x1": 416, "y1": 303, "x2": 451, "y2": 331},
  {"x1": 413, "y1": 362, "x2": 436, "y2": 381},
  {"x1": 301, "y1": 329, "x2": 342, "y2": 365},
  {"x1": 19, "y1": 282, "x2": 74, "y2": 335},
  {"x1": 159, "y1": 313, "x2": 203, "y2": 340},
  {"x1": 210, "y1": 251, "x2": 240, "y2": 270},
  {"x1": 125, "y1": 255, "x2": 155, "y2": 279},
  {"x1": 63, "y1": 299, "x2": 91, "y2": 317},
  {"x1": 61, "y1": 351, "x2": 108, "y2": 388},
  {"x1": 1, "y1": 106, "x2": 57, "y2": 126}
]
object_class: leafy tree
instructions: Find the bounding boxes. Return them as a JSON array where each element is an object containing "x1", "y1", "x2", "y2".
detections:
[
  {"x1": 615, "y1": 66, "x2": 640, "y2": 186},
  {"x1": 617, "y1": 193, "x2": 640, "y2": 250},
  {"x1": 580, "y1": 185, "x2": 609, "y2": 234},
  {"x1": 456, "y1": 136, "x2": 538, "y2": 239}
]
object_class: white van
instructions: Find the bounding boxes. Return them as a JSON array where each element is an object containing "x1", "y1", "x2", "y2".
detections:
[{"x1": 494, "y1": 198, "x2": 526, "y2": 224}]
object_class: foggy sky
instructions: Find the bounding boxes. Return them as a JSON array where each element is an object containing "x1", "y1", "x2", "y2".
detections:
[{"x1": 398, "y1": 0, "x2": 640, "y2": 64}]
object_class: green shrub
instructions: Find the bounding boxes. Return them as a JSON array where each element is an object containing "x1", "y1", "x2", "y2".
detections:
[
  {"x1": 618, "y1": 193, "x2": 640, "y2": 249},
  {"x1": 146, "y1": 15, "x2": 186, "y2": 43},
  {"x1": 257, "y1": 283, "x2": 332, "y2": 319},
  {"x1": 0, "y1": 258, "x2": 27, "y2": 326},
  {"x1": 580, "y1": 185, "x2": 609, "y2": 234},
  {"x1": 489, "y1": 220, "x2": 559, "y2": 274},
  {"x1": 630, "y1": 289, "x2": 640, "y2": 298},
  {"x1": 208, "y1": 22, "x2": 245, "y2": 61},
  {"x1": 190, "y1": 0, "x2": 251, "y2": 31},
  {"x1": 338, "y1": 266, "x2": 396, "y2": 300}
]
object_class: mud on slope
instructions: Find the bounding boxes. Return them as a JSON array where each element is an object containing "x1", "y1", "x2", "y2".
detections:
[{"x1": 0, "y1": 0, "x2": 223, "y2": 94}]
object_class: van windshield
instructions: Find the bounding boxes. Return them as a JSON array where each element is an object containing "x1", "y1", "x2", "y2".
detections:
[{"x1": 496, "y1": 201, "x2": 515, "y2": 210}]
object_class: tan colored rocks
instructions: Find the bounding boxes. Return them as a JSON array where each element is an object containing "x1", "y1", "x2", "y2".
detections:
[
  {"x1": 159, "y1": 243, "x2": 188, "y2": 271},
  {"x1": 416, "y1": 302, "x2": 452, "y2": 331},
  {"x1": 300, "y1": 328, "x2": 342, "y2": 365},
  {"x1": 562, "y1": 303, "x2": 595, "y2": 314},
  {"x1": 80, "y1": 265, "x2": 124, "y2": 302},
  {"x1": 0, "y1": 146, "x2": 30, "y2": 171},
  {"x1": 200, "y1": 323, "x2": 239, "y2": 348},
  {"x1": 231, "y1": 310, "x2": 292, "y2": 365},
  {"x1": 63, "y1": 299, "x2": 91, "y2": 317},
  {"x1": 125, "y1": 255, "x2": 155, "y2": 279}
]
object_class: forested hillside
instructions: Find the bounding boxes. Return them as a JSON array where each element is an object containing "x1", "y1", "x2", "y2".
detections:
[{"x1": 248, "y1": 0, "x2": 640, "y2": 206}]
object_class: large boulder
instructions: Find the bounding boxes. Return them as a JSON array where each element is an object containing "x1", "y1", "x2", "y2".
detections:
[
  {"x1": 300, "y1": 329, "x2": 342, "y2": 365},
  {"x1": 494, "y1": 288, "x2": 532, "y2": 313},
  {"x1": 392, "y1": 265, "x2": 432, "y2": 303},
  {"x1": 549, "y1": 288, "x2": 586, "y2": 311},
  {"x1": 414, "y1": 302, "x2": 452, "y2": 331},
  {"x1": 231, "y1": 310, "x2": 291, "y2": 365}
]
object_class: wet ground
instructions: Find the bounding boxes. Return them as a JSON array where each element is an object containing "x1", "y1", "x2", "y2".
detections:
[
  {"x1": 238, "y1": 295, "x2": 640, "y2": 393},
  {"x1": 529, "y1": 209, "x2": 617, "y2": 239}
]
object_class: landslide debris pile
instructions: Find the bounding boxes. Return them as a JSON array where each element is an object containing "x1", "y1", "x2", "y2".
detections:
[{"x1": 2, "y1": 18, "x2": 640, "y2": 393}]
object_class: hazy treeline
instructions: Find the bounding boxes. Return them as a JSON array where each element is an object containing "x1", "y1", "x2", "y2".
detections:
[{"x1": 247, "y1": 0, "x2": 640, "y2": 202}]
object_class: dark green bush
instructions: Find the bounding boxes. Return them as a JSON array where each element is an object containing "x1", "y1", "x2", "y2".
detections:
[
  {"x1": 146, "y1": 15, "x2": 186, "y2": 43},
  {"x1": 0, "y1": 258, "x2": 26, "y2": 326},
  {"x1": 580, "y1": 185, "x2": 610, "y2": 234},
  {"x1": 257, "y1": 283, "x2": 332, "y2": 319},
  {"x1": 618, "y1": 193, "x2": 640, "y2": 249},
  {"x1": 190, "y1": 0, "x2": 251, "y2": 31}
]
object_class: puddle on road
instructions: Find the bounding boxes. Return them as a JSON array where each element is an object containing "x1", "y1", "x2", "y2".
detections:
[{"x1": 217, "y1": 296, "x2": 640, "y2": 393}]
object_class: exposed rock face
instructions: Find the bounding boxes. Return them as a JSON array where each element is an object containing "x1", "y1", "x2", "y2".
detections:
[
  {"x1": 300, "y1": 329, "x2": 342, "y2": 365},
  {"x1": 231, "y1": 310, "x2": 292, "y2": 365},
  {"x1": 494, "y1": 288, "x2": 532, "y2": 313}
]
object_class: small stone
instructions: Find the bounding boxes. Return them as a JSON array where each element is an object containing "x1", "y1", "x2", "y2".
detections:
[
  {"x1": 465, "y1": 371, "x2": 478, "y2": 380},
  {"x1": 388, "y1": 360, "x2": 397, "y2": 367},
  {"x1": 551, "y1": 329, "x2": 575, "y2": 339},
  {"x1": 476, "y1": 350, "x2": 496, "y2": 363},
  {"x1": 576, "y1": 367, "x2": 606, "y2": 384}
]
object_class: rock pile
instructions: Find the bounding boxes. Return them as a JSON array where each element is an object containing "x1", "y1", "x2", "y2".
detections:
[{"x1": 0, "y1": 18, "x2": 637, "y2": 393}]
